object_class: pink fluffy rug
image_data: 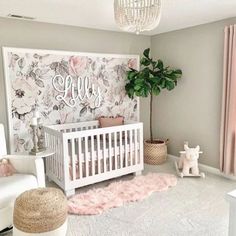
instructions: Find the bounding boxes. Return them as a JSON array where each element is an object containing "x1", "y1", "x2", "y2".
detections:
[{"x1": 68, "y1": 173, "x2": 177, "y2": 215}]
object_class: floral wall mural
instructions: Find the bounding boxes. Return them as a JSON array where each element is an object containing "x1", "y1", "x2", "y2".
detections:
[{"x1": 3, "y1": 48, "x2": 139, "y2": 153}]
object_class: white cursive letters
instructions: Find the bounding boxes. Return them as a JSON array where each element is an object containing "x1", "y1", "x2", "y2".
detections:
[{"x1": 52, "y1": 75, "x2": 102, "y2": 108}]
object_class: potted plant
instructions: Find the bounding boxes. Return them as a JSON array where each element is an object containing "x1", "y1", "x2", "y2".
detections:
[{"x1": 125, "y1": 48, "x2": 182, "y2": 165}]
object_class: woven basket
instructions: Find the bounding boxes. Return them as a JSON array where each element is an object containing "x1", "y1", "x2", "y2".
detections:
[
  {"x1": 144, "y1": 139, "x2": 168, "y2": 165},
  {"x1": 13, "y1": 188, "x2": 67, "y2": 233}
]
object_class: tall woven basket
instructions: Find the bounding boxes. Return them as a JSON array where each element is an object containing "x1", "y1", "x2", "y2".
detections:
[{"x1": 144, "y1": 139, "x2": 168, "y2": 165}]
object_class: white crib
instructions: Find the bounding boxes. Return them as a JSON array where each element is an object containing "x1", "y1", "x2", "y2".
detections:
[{"x1": 44, "y1": 120, "x2": 143, "y2": 196}]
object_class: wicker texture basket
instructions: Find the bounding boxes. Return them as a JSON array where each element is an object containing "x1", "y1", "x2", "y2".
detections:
[
  {"x1": 144, "y1": 140, "x2": 167, "y2": 165},
  {"x1": 13, "y1": 188, "x2": 67, "y2": 233}
]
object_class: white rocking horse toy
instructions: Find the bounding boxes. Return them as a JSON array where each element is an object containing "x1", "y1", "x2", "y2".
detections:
[{"x1": 175, "y1": 142, "x2": 205, "y2": 178}]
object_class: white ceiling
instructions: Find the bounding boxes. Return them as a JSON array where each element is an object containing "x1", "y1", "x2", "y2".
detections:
[{"x1": 0, "y1": 0, "x2": 236, "y2": 35}]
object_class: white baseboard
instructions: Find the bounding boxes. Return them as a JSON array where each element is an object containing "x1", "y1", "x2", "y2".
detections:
[{"x1": 168, "y1": 154, "x2": 236, "y2": 181}]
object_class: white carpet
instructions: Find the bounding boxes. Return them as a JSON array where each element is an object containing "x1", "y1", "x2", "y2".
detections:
[{"x1": 7, "y1": 159, "x2": 236, "y2": 236}]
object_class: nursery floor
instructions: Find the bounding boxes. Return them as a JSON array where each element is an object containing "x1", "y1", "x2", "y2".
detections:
[{"x1": 7, "y1": 159, "x2": 236, "y2": 236}]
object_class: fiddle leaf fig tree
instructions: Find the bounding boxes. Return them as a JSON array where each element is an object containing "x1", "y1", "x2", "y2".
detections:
[{"x1": 125, "y1": 48, "x2": 182, "y2": 143}]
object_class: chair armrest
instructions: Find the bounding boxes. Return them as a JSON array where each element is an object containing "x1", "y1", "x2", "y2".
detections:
[{"x1": 3, "y1": 155, "x2": 45, "y2": 187}]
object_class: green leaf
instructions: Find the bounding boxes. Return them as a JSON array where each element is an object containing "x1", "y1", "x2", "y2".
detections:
[
  {"x1": 134, "y1": 79, "x2": 144, "y2": 85},
  {"x1": 166, "y1": 80, "x2": 175, "y2": 90},
  {"x1": 165, "y1": 73, "x2": 177, "y2": 81},
  {"x1": 152, "y1": 86, "x2": 161, "y2": 96},
  {"x1": 125, "y1": 83, "x2": 135, "y2": 99},
  {"x1": 134, "y1": 85, "x2": 141, "y2": 90},
  {"x1": 149, "y1": 70, "x2": 159, "y2": 77},
  {"x1": 127, "y1": 71, "x2": 137, "y2": 80},
  {"x1": 175, "y1": 69, "x2": 182, "y2": 75},
  {"x1": 142, "y1": 67, "x2": 150, "y2": 77},
  {"x1": 135, "y1": 90, "x2": 141, "y2": 97},
  {"x1": 175, "y1": 70, "x2": 183, "y2": 78},
  {"x1": 153, "y1": 61, "x2": 160, "y2": 69},
  {"x1": 127, "y1": 88, "x2": 134, "y2": 99},
  {"x1": 157, "y1": 60, "x2": 163, "y2": 70},
  {"x1": 160, "y1": 79, "x2": 166, "y2": 89},
  {"x1": 153, "y1": 76, "x2": 161, "y2": 84},
  {"x1": 141, "y1": 87, "x2": 149, "y2": 97},
  {"x1": 143, "y1": 48, "x2": 150, "y2": 59},
  {"x1": 140, "y1": 57, "x2": 151, "y2": 66},
  {"x1": 128, "y1": 68, "x2": 138, "y2": 72},
  {"x1": 165, "y1": 70, "x2": 173, "y2": 75}
]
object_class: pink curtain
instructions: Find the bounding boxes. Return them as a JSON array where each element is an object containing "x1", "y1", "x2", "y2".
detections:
[{"x1": 220, "y1": 25, "x2": 236, "y2": 175}]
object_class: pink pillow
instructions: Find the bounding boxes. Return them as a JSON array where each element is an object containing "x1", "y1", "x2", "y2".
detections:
[
  {"x1": 98, "y1": 116, "x2": 124, "y2": 128},
  {"x1": 0, "y1": 158, "x2": 15, "y2": 177}
]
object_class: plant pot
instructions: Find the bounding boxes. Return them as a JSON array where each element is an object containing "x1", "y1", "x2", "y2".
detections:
[{"x1": 144, "y1": 139, "x2": 168, "y2": 165}]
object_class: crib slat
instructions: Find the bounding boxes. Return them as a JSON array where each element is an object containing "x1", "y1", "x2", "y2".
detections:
[
  {"x1": 130, "y1": 129, "x2": 133, "y2": 166},
  {"x1": 119, "y1": 131, "x2": 123, "y2": 168},
  {"x1": 108, "y1": 133, "x2": 112, "y2": 171},
  {"x1": 97, "y1": 134, "x2": 101, "y2": 174},
  {"x1": 57, "y1": 137, "x2": 60, "y2": 178},
  {"x1": 139, "y1": 126, "x2": 144, "y2": 165},
  {"x1": 85, "y1": 136, "x2": 89, "y2": 177},
  {"x1": 55, "y1": 135, "x2": 59, "y2": 179},
  {"x1": 125, "y1": 130, "x2": 128, "y2": 167},
  {"x1": 78, "y1": 137, "x2": 82, "y2": 179},
  {"x1": 50, "y1": 134, "x2": 53, "y2": 174},
  {"x1": 61, "y1": 139, "x2": 64, "y2": 181},
  {"x1": 58, "y1": 138, "x2": 63, "y2": 181},
  {"x1": 55, "y1": 137, "x2": 58, "y2": 179},
  {"x1": 91, "y1": 135, "x2": 95, "y2": 176},
  {"x1": 50, "y1": 135, "x2": 53, "y2": 175},
  {"x1": 103, "y1": 134, "x2": 106, "y2": 173},
  {"x1": 63, "y1": 136, "x2": 70, "y2": 185},
  {"x1": 71, "y1": 138, "x2": 76, "y2": 181},
  {"x1": 114, "y1": 132, "x2": 118, "y2": 170},
  {"x1": 58, "y1": 137, "x2": 61, "y2": 178},
  {"x1": 49, "y1": 134, "x2": 53, "y2": 174},
  {"x1": 51, "y1": 136, "x2": 54, "y2": 175},
  {"x1": 47, "y1": 134, "x2": 51, "y2": 174},
  {"x1": 134, "y1": 129, "x2": 138, "y2": 165},
  {"x1": 52, "y1": 136, "x2": 56, "y2": 176},
  {"x1": 45, "y1": 133, "x2": 49, "y2": 175},
  {"x1": 55, "y1": 136, "x2": 59, "y2": 178}
]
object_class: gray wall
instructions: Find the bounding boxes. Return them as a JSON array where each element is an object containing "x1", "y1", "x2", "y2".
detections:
[
  {"x1": 150, "y1": 17, "x2": 236, "y2": 168},
  {"x1": 1, "y1": 16, "x2": 236, "y2": 168},
  {"x1": 0, "y1": 17, "x2": 150, "y2": 145}
]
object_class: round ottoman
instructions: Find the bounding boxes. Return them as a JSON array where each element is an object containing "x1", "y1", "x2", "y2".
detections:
[{"x1": 13, "y1": 188, "x2": 68, "y2": 236}]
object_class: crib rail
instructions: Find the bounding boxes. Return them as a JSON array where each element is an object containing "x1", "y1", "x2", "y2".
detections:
[
  {"x1": 47, "y1": 120, "x2": 99, "y2": 133},
  {"x1": 63, "y1": 122, "x2": 140, "y2": 138}
]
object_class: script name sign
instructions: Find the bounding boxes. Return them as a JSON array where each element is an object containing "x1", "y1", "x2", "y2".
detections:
[{"x1": 52, "y1": 75, "x2": 102, "y2": 108}]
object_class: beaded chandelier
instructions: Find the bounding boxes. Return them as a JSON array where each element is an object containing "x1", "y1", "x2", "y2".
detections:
[{"x1": 114, "y1": 0, "x2": 162, "y2": 34}]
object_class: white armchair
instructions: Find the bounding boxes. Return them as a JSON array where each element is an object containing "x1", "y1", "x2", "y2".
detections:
[{"x1": 0, "y1": 124, "x2": 45, "y2": 231}]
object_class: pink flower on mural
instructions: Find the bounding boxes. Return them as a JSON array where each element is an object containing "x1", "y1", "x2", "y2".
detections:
[
  {"x1": 69, "y1": 56, "x2": 87, "y2": 76},
  {"x1": 127, "y1": 59, "x2": 137, "y2": 69}
]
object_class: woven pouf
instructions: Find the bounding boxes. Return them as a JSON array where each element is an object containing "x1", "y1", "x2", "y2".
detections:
[{"x1": 13, "y1": 188, "x2": 68, "y2": 236}]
